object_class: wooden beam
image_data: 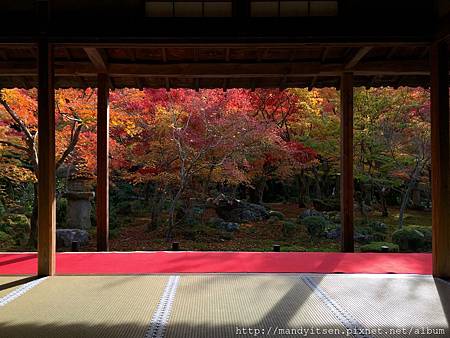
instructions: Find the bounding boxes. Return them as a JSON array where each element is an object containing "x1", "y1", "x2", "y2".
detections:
[
  {"x1": 222, "y1": 78, "x2": 228, "y2": 92},
  {"x1": 161, "y1": 48, "x2": 167, "y2": 63},
  {"x1": 37, "y1": 39, "x2": 56, "y2": 276},
  {"x1": 437, "y1": 12, "x2": 450, "y2": 42},
  {"x1": 340, "y1": 72, "x2": 354, "y2": 253},
  {"x1": 165, "y1": 77, "x2": 170, "y2": 91},
  {"x1": 194, "y1": 78, "x2": 199, "y2": 92},
  {"x1": 431, "y1": 41, "x2": 450, "y2": 278},
  {"x1": 96, "y1": 73, "x2": 110, "y2": 252},
  {"x1": 0, "y1": 59, "x2": 436, "y2": 77},
  {"x1": 83, "y1": 47, "x2": 108, "y2": 72},
  {"x1": 345, "y1": 46, "x2": 373, "y2": 69},
  {"x1": 321, "y1": 47, "x2": 330, "y2": 63}
]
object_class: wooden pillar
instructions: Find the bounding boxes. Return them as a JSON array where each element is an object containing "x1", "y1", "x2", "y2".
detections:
[
  {"x1": 431, "y1": 41, "x2": 450, "y2": 278},
  {"x1": 340, "y1": 72, "x2": 354, "y2": 252},
  {"x1": 37, "y1": 39, "x2": 56, "y2": 276},
  {"x1": 96, "y1": 73, "x2": 110, "y2": 251}
]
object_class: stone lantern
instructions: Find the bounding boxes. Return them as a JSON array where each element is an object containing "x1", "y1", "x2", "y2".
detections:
[
  {"x1": 57, "y1": 160, "x2": 95, "y2": 249},
  {"x1": 64, "y1": 177, "x2": 95, "y2": 230}
]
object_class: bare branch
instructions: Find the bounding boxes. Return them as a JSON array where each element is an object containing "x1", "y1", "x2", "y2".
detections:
[
  {"x1": 56, "y1": 123, "x2": 83, "y2": 170},
  {"x1": 0, "y1": 98, "x2": 34, "y2": 144}
]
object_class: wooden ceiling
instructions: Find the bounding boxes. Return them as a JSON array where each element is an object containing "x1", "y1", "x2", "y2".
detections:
[
  {"x1": 0, "y1": 43, "x2": 446, "y2": 89},
  {"x1": 0, "y1": 1, "x2": 448, "y2": 89}
]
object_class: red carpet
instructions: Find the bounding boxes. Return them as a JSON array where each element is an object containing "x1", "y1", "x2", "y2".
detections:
[{"x1": 0, "y1": 252, "x2": 431, "y2": 275}]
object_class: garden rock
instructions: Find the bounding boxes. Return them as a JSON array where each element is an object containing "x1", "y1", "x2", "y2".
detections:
[
  {"x1": 56, "y1": 229, "x2": 90, "y2": 248},
  {"x1": 323, "y1": 225, "x2": 373, "y2": 243},
  {"x1": 220, "y1": 222, "x2": 240, "y2": 232},
  {"x1": 325, "y1": 227, "x2": 340, "y2": 240},
  {"x1": 212, "y1": 195, "x2": 269, "y2": 223},
  {"x1": 299, "y1": 209, "x2": 323, "y2": 220},
  {"x1": 360, "y1": 241, "x2": 399, "y2": 253}
]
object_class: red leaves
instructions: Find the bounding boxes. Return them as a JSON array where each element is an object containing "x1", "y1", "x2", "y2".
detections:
[
  {"x1": 284, "y1": 141, "x2": 317, "y2": 164},
  {"x1": 137, "y1": 167, "x2": 161, "y2": 176}
]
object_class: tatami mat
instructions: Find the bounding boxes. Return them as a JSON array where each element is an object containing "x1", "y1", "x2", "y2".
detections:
[
  {"x1": 166, "y1": 274, "x2": 346, "y2": 338},
  {"x1": 0, "y1": 275, "x2": 168, "y2": 338},
  {"x1": 310, "y1": 275, "x2": 450, "y2": 338},
  {"x1": 0, "y1": 276, "x2": 33, "y2": 299},
  {"x1": 0, "y1": 274, "x2": 449, "y2": 338}
]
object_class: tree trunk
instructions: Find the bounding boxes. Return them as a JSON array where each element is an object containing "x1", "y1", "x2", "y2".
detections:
[
  {"x1": 255, "y1": 177, "x2": 266, "y2": 204},
  {"x1": 166, "y1": 187, "x2": 183, "y2": 240},
  {"x1": 411, "y1": 187, "x2": 421, "y2": 209},
  {"x1": 398, "y1": 162, "x2": 422, "y2": 229},
  {"x1": 27, "y1": 183, "x2": 38, "y2": 248},
  {"x1": 355, "y1": 190, "x2": 368, "y2": 223},
  {"x1": 297, "y1": 172, "x2": 308, "y2": 207},
  {"x1": 312, "y1": 167, "x2": 322, "y2": 199},
  {"x1": 380, "y1": 188, "x2": 389, "y2": 217}
]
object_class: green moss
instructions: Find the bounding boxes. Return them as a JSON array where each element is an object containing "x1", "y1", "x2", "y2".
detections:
[
  {"x1": 360, "y1": 242, "x2": 399, "y2": 253},
  {"x1": 281, "y1": 221, "x2": 297, "y2": 237},
  {"x1": 302, "y1": 216, "x2": 328, "y2": 239},
  {"x1": 392, "y1": 227, "x2": 427, "y2": 252}
]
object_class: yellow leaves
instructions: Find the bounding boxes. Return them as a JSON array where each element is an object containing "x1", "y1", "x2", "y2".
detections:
[
  {"x1": 0, "y1": 161, "x2": 35, "y2": 184},
  {"x1": 0, "y1": 89, "x2": 38, "y2": 126}
]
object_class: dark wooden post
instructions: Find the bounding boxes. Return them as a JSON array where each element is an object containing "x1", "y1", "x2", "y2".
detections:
[
  {"x1": 96, "y1": 73, "x2": 110, "y2": 251},
  {"x1": 340, "y1": 72, "x2": 354, "y2": 252},
  {"x1": 431, "y1": 41, "x2": 450, "y2": 278},
  {"x1": 37, "y1": 39, "x2": 56, "y2": 276}
]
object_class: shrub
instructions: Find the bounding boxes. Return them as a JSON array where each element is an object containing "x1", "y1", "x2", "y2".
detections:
[
  {"x1": 409, "y1": 225, "x2": 432, "y2": 251},
  {"x1": 0, "y1": 231, "x2": 15, "y2": 249},
  {"x1": 392, "y1": 227, "x2": 426, "y2": 252},
  {"x1": 267, "y1": 216, "x2": 280, "y2": 225},
  {"x1": 367, "y1": 221, "x2": 388, "y2": 233},
  {"x1": 282, "y1": 221, "x2": 297, "y2": 237},
  {"x1": 360, "y1": 242, "x2": 399, "y2": 253},
  {"x1": 0, "y1": 213, "x2": 30, "y2": 244},
  {"x1": 220, "y1": 231, "x2": 234, "y2": 241},
  {"x1": 324, "y1": 211, "x2": 340, "y2": 224},
  {"x1": 354, "y1": 226, "x2": 373, "y2": 243},
  {"x1": 56, "y1": 198, "x2": 68, "y2": 228},
  {"x1": 0, "y1": 200, "x2": 5, "y2": 218},
  {"x1": 312, "y1": 198, "x2": 340, "y2": 211},
  {"x1": 268, "y1": 210, "x2": 285, "y2": 220},
  {"x1": 302, "y1": 216, "x2": 328, "y2": 239}
]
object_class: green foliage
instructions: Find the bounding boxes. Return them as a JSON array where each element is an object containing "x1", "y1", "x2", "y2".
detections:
[
  {"x1": 312, "y1": 198, "x2": 340, "y2": 212},
  {"x1": 408, "y1": 225, "x2": 432, "y2": 251},
  {"x1": 0, "y1": 200, "x2": 5, "y2": 218},
  {"x1": 56, "y1": 198, "x2": 68, "y2": 228},
  {"x1": 268, "y1": 210, "x2": 285, "y2": 220},
  {"x1": 0, "y1": 231, "x2": 14, "y2": 249},
  {"x1": 360, "y1": 242, "x2": 399, "y2": 253},
  {"x1": 109, "y1": 228, "x2": 121, "y2": 239},
  {"x1": 367, "y1": 220, "x2": 388, "y2": 233},
  {"x1": 281, "y1": 221, "x2": 297, "y2": 237},
  {"x1": 0, "y1": 87, "x2": 433, "y2": 252},
  {"x1": 302, "y1": 216, "x2": 328, "y2": 239},
  {"x1": 392, "y1": 227, "x2": 427, "y2": 252},
  {"x1": 0, "y1": 213, "x2": 30, "y2": 245}
]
